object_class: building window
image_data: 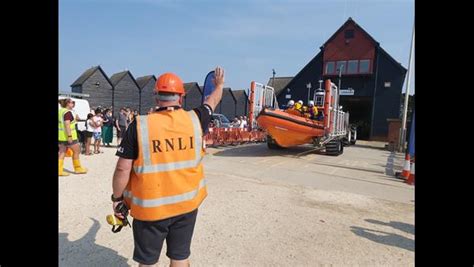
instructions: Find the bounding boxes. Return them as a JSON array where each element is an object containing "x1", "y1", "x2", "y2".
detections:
[
  {"x1": 347, "y1": 60, "x2": 358, "y2": 74},
  {"x1": 325, "y1": 62, "x2": 335, "y2": 74},
  {"x1": 359, "y1": 59, "x2": 370, "y2": 73},
  {"x1": 344, "y1": 29, "x2": 354, "y2": 39},
  {"x1": 336, "y1": 61, "x2": 347, "y2": 74}
]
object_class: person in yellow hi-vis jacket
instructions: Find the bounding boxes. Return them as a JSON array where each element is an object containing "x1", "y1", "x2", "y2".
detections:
[
  {"x1": 295, "y1": 100, "x2": 303, "y2": 112},
  {"x1": 308, "y1": 100, "x2": 319, "y2": 120},
  {"x1": 58, "y1": 98, "x2": 87, "y2": 176},
  {"x1": 111, "y1": 67, "x2": 225, "y2": 267}
]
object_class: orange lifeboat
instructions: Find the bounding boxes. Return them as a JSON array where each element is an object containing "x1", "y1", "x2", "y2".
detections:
[{"x1": 257, "y1": 108, "x2": 324, "y2": 148}]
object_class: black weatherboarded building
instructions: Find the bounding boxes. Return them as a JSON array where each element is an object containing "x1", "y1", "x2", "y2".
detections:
[
  {"x1": 136, "y1": 75, "x2": 157, "y2": 114},
  {"x1": 71, "y1": 66, "x2": 113, "y2": 109},
  {"x1": 273, "y1": 18, "x2": 407, "y2": 140},
  {"x1": 215, "y1": 88, "x2": 237, "y2": 120},
  {"x1": 110, "y1": 70, "x2": 141, "y2": 116},
  {"x1": 183, "y1": 82, "x2": 203, "y2": 111},
  {"x1": 70, "y1": 67, "x2": 265, "y2": 120},
  {"x1": 267, "y1": 77, "x2": 293, "y2": 108},
  {"x1": 232, "y1": 90, "x2": 249, "y2": 117}
]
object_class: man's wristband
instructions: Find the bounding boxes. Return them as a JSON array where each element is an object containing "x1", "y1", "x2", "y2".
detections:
[{"x1": 111, "y1": 194, "x2": 124, "y2": 202}]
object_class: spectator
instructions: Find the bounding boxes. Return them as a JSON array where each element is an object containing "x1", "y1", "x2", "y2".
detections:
[
  {"x1": 102, "y1": 108, "x2": 114, "y2": 147},
  {"x1": 71, "y1": 101, "x2": 86, "y2": 154},
  {"x1": 126, "y1": 108, "x2": 133, "y2": 124},
  {"x1": 237, "y1": 116, "x2": 244, "y2": 129},
  {"x1": 84, "y1": 113, "x2": 94, "y2": 155},
  {"x1": 132, "y1": 110, "x2": 138, "y2": 122},
  {"x1": 231, "y1": 116, "x2": 240, "y2": 127},
  {"x1": 92, "y1": 109, "x2": 104, "y2": 154},
  {"x1": 115, "y1": 108, "x2": 128, "y2": 146},
  {"x1": 240, "y1": 116, "x2": 248, "y2": 129},
  {"x1": 212, "y1": 117, "x2": 221, "y2": 128}
]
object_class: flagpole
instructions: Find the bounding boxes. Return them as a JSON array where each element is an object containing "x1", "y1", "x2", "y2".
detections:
[{"x1": 399, "y1": 22, "x2": 415, "y2": 152}]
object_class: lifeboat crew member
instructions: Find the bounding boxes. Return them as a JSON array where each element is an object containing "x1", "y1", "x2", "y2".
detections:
[
  {"x1": 295, "y1": 100, "x2": 304, "y2": 114},
  {"x1": 308, "y1": 100, "x2": 319, "y2": 120},
  {"x1": 286, "y1": 100, "x2": 295, "y2": 110},
  {"x1": 58, "y1": 98, "x2": 88, "y2": 176},
  {"x1": 111, "y1": 67, "x2": 225, "y2": 267}
]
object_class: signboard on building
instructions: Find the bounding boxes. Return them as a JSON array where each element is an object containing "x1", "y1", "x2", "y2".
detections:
[{"x1": 340, "y1": 88, "x2": 355, "y2": 96}]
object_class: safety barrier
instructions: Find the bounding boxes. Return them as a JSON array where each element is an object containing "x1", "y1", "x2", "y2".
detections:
[
  {"x1": 204, "y1": 127, "x2": 266, "y2": 147},
  {"x1": 405, "y1": 156, "x2": 415, "y2": 185}
]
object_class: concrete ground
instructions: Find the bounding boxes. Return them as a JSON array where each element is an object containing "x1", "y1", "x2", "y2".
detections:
[{"x1": 59, "y1": 141, "x2": 414, "y2": 266}]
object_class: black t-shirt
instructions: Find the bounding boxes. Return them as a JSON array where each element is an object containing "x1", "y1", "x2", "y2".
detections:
[
  {"x1": 116, "y1": 104, "x2": 213, "y2": 160},
  {"x1": 103, "y1": 115, "x2": 114, "y2": 127}
]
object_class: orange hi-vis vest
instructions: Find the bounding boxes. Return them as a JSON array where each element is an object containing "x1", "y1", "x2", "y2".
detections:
[{"x1": 124, "y1": 109, "x2": 207, "y2": 221}]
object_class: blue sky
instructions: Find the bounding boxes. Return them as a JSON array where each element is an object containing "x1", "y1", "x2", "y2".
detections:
[{"x1": 60, "y1": 0, "x2": 414, "y2": 94}]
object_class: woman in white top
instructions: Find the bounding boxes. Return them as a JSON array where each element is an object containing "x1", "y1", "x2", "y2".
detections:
[
  {"x1": 242, "y1": 115, "x2": 248, "y2": 130},
  {"x1": 92, "y1": 109, "x2": 104, "y2": 154},
  {"x1": 239, "y1": 116, "x2": 247, "y2": 129},
  {"x1": 84, "y1": 113, "x2": 94, "y2": 155}
]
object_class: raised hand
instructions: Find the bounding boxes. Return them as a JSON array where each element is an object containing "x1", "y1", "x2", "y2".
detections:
[{"x1": 213, "y1": 66, "x2": 225, "y2": 87}]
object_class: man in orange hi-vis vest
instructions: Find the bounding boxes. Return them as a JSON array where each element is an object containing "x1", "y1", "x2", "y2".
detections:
[{"x1": 111, "y1": 67, "x2": 225, "y2": 267}]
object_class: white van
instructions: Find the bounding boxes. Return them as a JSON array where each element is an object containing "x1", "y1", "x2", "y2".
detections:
[{"x1": 58, "y1": 95, "x2": 91, "y2": 131}]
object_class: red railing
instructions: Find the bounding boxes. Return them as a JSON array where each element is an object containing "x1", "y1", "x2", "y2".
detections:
[{"x1": 204, "y1": 127, "x2": 266, "y2": 147}]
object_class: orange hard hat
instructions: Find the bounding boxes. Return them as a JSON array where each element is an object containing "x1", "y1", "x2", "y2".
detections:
[{"x1": 155, "y1": 73, "x2": 185, "y2": 95}]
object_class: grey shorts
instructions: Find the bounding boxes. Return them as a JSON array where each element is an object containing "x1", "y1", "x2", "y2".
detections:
[{"x1": 132, "y1": 209, "x2": 198, "y2": 265}]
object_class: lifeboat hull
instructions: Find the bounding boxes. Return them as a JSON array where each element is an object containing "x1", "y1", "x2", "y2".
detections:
[{"x1": 256, "y1": 108, "x2": 325, "y2": 148}]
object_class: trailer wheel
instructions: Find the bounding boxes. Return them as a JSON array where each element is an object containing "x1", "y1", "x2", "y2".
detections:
[
  {"x1": 345, "y1": 130, "x2": 352, "y2": 146},
  {"x1": 267, "y1": 135, "x2": 283, "y2": 150},
  {"x1": 325, "y1": 140, "x2": 342, "y2": 156},
  {"x1": 350, "y1": 128, "x2": 357, "y2": 145}
]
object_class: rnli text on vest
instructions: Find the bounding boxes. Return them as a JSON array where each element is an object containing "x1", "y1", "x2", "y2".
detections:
[{"x1": 152, "y1": 136, "x2": 194, "y2": 153}]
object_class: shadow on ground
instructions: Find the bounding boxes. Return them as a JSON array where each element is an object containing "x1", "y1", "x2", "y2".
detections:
[
  {"x1": 59, "y1": 218, "x2": 129, "y2": 266},
  {"x1": 352, "y1": 143, "x2": 386, "y2": 150},
  {"x1": 351, "y1": 219, "x2": 414, "y2": 252},
  {"x1": 364, "y1": 219, "x2": 414, "y2": 235},
  {"x1": 62, "y1": 168, "x2": 75, "y2": 174},
  {"x1": 211, "y1": 140, "x2": 391, "y2": 158},
  {"x1": 211, "y1": 143, "x2": 318, "y2": 158}
]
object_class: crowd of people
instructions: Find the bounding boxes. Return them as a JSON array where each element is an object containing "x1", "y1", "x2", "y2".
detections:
[
  {"x1": 77, "y1": 106, "x2": 142, "y2": 155},
  {"x1": 68, "y1": 101, "x2": 257, "y2": 157},
  {"x1": 231, "y1": 115, "x2": 249, "y2": 129},
  {"x1": 58, "y1": 99, "x2": 152, "y2": 174},
  {"x1": 70, "y1": 99, "x2": 319, "y2": 157}
]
